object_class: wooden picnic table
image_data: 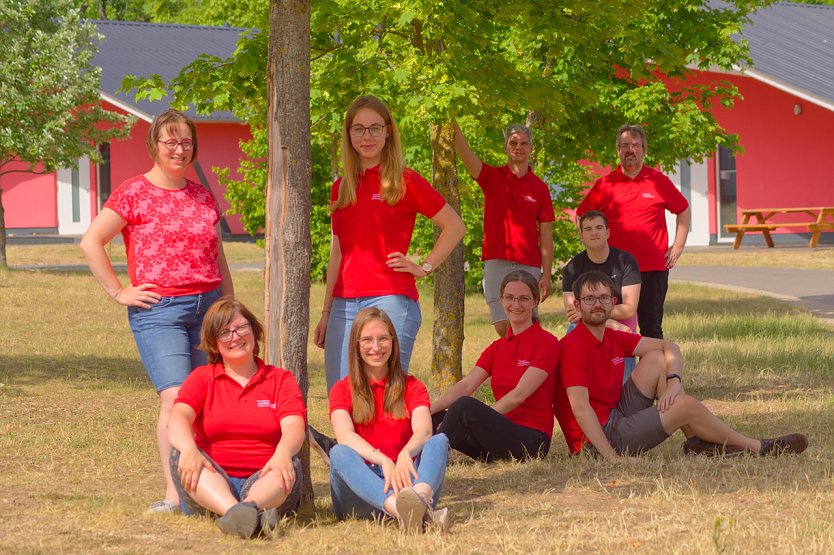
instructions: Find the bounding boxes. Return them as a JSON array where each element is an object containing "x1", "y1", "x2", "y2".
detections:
[{"x1": 724, "y1": 206, "x2": 834, "y2": 249}]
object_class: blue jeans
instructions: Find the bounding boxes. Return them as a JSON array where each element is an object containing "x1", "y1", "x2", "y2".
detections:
[
  {"x1": 565, "y1": 321, "x2": 635, "y2": 384},
  {"x1": 324, "y1": 295, "x2": 422, "y2": 392},
  {"x1": 329, "y1": 434, "x2": 449, "y2": 521},
  {"x1": 128, "y1": 288, "x2": 221, "y2": 392}
]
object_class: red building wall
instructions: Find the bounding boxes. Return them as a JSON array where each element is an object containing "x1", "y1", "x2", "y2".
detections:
[{"x1": 0, "y1": 163, "x2": 57, "y2": 230}]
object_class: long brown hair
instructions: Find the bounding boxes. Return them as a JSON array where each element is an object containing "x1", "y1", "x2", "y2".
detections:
[
  {"x1": 347, "y1": 307, "x2": 408, "y2": 424},
  {"x1": 331, "y1": 95, "x2": 405, "y2": 211},
  {"x1": 198, "y1": 297, "x2": 263, "y2": 364}
]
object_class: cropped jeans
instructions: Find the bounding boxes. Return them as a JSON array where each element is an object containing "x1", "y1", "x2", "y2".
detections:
[{"x1": 329, "y1": 434, "x2": 449, "y2": 521}]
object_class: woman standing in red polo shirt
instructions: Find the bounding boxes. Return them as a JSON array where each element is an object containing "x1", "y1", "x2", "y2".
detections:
[
  {"x1": 329, "y1": 307, "x2": 449, "y2": 532},
  {"x1": 313, "y1": 95, "x2": 465, "y2": 393},
  {"x1": 431, "y1": 270, "x2": 560, "y2": 461},
  {"x1": 168, "y1": 298, "x2": 306, "y2": 539}
]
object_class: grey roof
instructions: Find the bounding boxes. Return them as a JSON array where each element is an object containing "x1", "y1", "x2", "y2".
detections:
[
  {"x1": 92, "y1": 20, "x2": 249, "y2": 122},
  {"x1": 743, "y1": 2, "x2": 834, "y2": 105}
]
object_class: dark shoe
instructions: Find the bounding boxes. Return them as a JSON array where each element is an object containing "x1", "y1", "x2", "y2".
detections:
[
  {"x1": 683, "y1": 436, "x2": 746, "y2": 457},
  {"x1": 759, "y1": 433, "x2": 808, "y2": 456},
  {"x1": 216, "y1": 501, "x2": 259, "y2": 539},
  {"x1": 396, "y1": 488, "x2": 428, "y2": 533},
  {"x1": 308, "y1": 425, "x2": 337, "y2": 465}
]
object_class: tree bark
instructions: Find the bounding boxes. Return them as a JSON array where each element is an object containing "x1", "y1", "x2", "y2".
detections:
[
  {"x1": 264, "y1": 0, "x2": 313, "y2": 509},
  {"x1": 0, "y1": 188, "x2": 7, "y2": 269},
  {"x1": 429, "y1": 122, "x2": 464, "y2": 391}
]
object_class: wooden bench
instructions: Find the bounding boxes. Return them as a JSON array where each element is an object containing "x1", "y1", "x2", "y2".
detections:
[{"x1": 724, "y1": 207, "x2": 834, "y2": 249}]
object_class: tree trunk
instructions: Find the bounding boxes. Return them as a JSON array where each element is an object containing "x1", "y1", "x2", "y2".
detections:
[
  {"x1": 0, "y1": 188, "x2": 7, "y2": 269},
  {"x1": 429, "y1": 122, "x2": 464, "y2": 391},
  {"x1": 264, "y1": 0, "x2": 313, "y2": 509}
]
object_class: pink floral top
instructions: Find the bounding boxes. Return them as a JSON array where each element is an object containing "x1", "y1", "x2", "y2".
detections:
[{"x1": 105, "y1": 175, "x2": 221, "y2": 296}]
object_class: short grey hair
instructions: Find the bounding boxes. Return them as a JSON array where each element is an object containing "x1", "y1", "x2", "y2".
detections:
[
  {"x1": 504, "y1": 124, "x2": 532, "y2": 145},
  {"x1": 615, "y1": 124, "x2": 647, "y2": 151}
]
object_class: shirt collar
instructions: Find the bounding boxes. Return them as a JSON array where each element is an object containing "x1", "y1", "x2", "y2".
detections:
[
  {"x1": 500, "y1": 164, "x2": 534, "y2": 181},
  {"x1": 613, "y1": 164, "x2": 649, "y2": 182},
  {"x1": 212, "y1": 357, "x2": 269, "y2": 380},
  {"x1": 506, "y1": 321, "x2": 541, "y2": 340}
]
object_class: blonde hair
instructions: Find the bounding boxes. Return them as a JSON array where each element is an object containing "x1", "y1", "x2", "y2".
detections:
[
  {"x1": 347, "y1": 307, "x2": 407, "y2": 425},
  {"x1": 331, "y1": 95, "x2": 405, "y2": 211}
]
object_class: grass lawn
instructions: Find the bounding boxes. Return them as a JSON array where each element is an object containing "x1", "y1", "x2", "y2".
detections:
[
  {"x1": 1, "y1": 255, "x2": 833, "y2": 553},
  {"x1": 678, "y1": 245, "x2": 834, "y2": 270}
]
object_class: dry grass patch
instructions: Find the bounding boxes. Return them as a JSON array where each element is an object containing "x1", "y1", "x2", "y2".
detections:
[
  {"x1": 1, "y1": 267, "x2": 833, "y2": 553},
  {"x1": 679, "y1": 246, "x2": 834, "y2": 270}
]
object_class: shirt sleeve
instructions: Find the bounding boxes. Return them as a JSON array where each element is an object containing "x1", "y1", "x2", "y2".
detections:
[
  {"x1": 620, "y1": 251, "x2": 642, "y2": 287},
  {"x1": 474, "y1": 340, "x2": 499, "y2": 376},
  {"x1": 403, "y1": 168, "x2": 446, "y2": 219},
  {"x1": 536, "y1": 181, "x2": 556, "y2": 223},
  {"x1": 530, "y1": 335, "x2": 560, "y2": 374},
  {"x1": 558, "y1": 336, "x2": 590, "y2": 389},
  {"x1": 657, "y1": 174, "x2": 689, "y2": 215},
  {"x1": 174, "y1": 365, "x2": 211, "y2": 415},
  {"x1": 475, "y1": 163, "x2": 497, "y2": 193},
  {"x1": 103, "y1": 179, "x2": 137, "y2": 222},
  {"x1": 275, "y1": 368, "x2": 307, "y2": 423},
  {"x1": 612, "y1": 330, "x2": 642, "y2": 357},
  {"x1": 576, "y1": 178, "x2": 603, "y2": 216},
  {"x1": 561, "y1": 253, "x2": 581, "y2": 292},
  {"x1": 404, "y1": 377, "x2": 431, "y2": 412},
  {"x1": 328, "y1": 377, "x2": 352, "y2": 415}
]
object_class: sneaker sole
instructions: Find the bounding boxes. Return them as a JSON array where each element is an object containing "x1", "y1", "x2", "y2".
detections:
[{"x1": 396, "y1": 488, "x2": 427, "y2": 533}]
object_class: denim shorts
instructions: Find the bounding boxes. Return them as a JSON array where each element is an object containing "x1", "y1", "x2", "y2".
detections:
[
  {"x1": 127, "y1": 288, "x2": 221, "y2": 392},
  {"x1": 324, "y1": 295, "x2": 422, "y2": 392}
]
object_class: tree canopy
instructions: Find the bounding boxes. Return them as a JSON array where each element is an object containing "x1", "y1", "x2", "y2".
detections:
[
  {"x1": 125, "y1": 0, "x2": 767, "y2": 284},
  {"x1": 0, "y1": 0, "x2": 134, "y2": 267}
]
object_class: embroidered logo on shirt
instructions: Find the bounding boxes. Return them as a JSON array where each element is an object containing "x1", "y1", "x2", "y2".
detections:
[
  {"x1": 257, "y1": 400, "x2": 276, "y2": 409},
  {"x1": 371, "y1": 193, "x2": 382, "y2": 201},
  {"x1": 611, "y1": 357, "x2": 624, "y2": 366},
  {"x1": 517, "y1": 359, "x2": 531, "y2": 366},
  {"x1": 641, "y1": 192, "x2": 656, "y2": 199},
  {"x1": 523, "y1": 194, "x2": 536, "y2": 203}
]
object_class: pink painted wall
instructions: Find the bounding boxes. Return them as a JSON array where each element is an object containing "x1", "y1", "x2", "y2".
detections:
[
  {"x1": 683, "y1": 71, "x2": 834, "y2": 234},
  {"x1": 0, "y1": 162, "x2": 57, "y2": 229}
]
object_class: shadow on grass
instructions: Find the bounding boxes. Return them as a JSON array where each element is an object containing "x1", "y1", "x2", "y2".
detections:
[{"x1": 0, "y1": 354, "x2": 150, "y2": 391}]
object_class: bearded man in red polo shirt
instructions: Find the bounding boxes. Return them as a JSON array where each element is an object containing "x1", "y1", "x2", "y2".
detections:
[
  {"x1": 554, "y1": 270, "x2": 808, "y2": 459},
  {"x1": 577, "y1": 124, "x2": 690, "y2": 339},
  {"x1": 454, "y1": 122, "x2": 556, "y2": 337}
]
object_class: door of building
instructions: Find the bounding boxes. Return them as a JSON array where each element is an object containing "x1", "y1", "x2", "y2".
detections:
[{"x1": 57, "y1": 156, "x2": 91, "y2": 235}]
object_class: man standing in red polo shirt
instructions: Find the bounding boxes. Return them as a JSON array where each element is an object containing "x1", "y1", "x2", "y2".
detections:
[
  {"x1": 554, "y1": 270, "x2": 808, "y2": 459},
  {"x1": 455, "y1": 122, "x2": 556, "y2": 337},
  {"x1": 577, "y1": 124, "x2": 690, "y2": 339}
]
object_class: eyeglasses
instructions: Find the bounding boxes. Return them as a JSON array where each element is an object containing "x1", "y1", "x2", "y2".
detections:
[
  {"x1": 580, "y1": 295, "x2": 613, "y2": 306},
  {"x1": 218, "y1": 323, "x2": 252, "y2": 342},
  {"x1": 349, "y1": 124, "x2": 387, "y2": 138},
  {"x1": 359, "y1": 335, "x2": 393, "y2": 348},
  {"x1": 501, "y1": 294, "x2": 534, "y2": 305},
  {"x1": 158, "y1": 138, "x2": 196, "y2": 151},
  {"x1": 618, "y1": 142, "x2": 643, "y2": 151}
]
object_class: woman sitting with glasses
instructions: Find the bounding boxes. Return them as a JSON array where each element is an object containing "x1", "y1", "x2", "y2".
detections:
[
  {"x1": 430, "y1": 270, "x2": 560, "y2": 462},
  {"x1": 81, "y1": 108, "x2": 233, "y2": 513},
  {"x1": 328, "y1": 307, "x2": 449, "y2": 532},
  {"x1": 167, "y1": 298, "x2": 306, "y2": 539},
  {"x1": 313, "y1": 95, "x2": 465, "y2": 393}
]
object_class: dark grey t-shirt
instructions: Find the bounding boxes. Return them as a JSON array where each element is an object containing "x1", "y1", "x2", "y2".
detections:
[{"x1": 562, "y1": 247, "x2": 641, "y2": 301}]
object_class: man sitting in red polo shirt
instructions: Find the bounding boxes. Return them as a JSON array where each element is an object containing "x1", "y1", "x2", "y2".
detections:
[
  {"x1": 554, "y1": 270, "x2": 808, "y2": 459},
  {"x1": 454, "y1": 121, "x2": 555, "y2": 337}
]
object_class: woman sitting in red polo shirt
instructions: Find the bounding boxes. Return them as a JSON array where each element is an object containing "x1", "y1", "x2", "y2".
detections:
[
  {"x1": 431, "y1": 270, "x2": 560, "y2": 461},
  {"x1": 329, "y1": 307, "x2": 449, "y2": 532},
  {"x1": 168, "y1": 298, "x2": 306, "y2": 539}
]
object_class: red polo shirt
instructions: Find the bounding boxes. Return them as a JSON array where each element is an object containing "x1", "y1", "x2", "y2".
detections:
[
  {"x1": 174, "y1": 358, "x2": 307, "y2": 478},
  {"x1": 329, "y1": 374, "x2": 430, "y2": 461},
  {"x1": 331, "y1": 166, "x2": 446, "y2": 301},
  {"x1": 577, "y1": 165, "x2": 688, "y2": 272},
  {"x1": 475, "y1": 322, "x2": 560, "y2": 436},
  {"x1": 554, "y1": 322, "x2": 641, "y2": 453},
  {"x1": 477, "y1": 164, "x2": 555, "y2": 267}
]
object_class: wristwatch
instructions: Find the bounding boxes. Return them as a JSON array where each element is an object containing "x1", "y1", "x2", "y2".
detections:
[{"x1": 420, "y1": 261, "x2": 433, "y2": 276}]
